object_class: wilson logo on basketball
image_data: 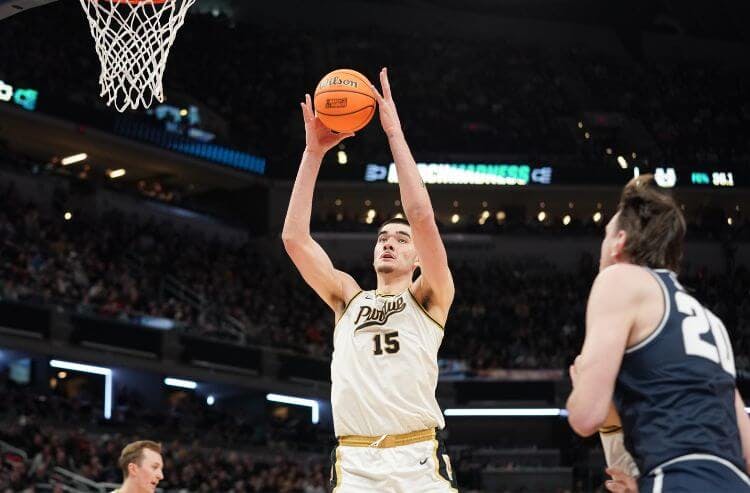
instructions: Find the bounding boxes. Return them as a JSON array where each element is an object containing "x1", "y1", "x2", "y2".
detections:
[
  {"x1": 354, "y1": 297, "x2": 406, "y2": 331},
  {"x1": 326, "y1": 98, "x2": 348, "y2": 109},
  {"x1": 318, "y1": 76, "x2": 359, "y2": 89}
]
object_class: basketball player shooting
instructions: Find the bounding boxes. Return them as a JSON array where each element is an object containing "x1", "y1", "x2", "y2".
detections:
[
  {"x1": 282, "y1": 68, "x2": 458, "y2": 492},
  {"x1": 566, "y1": 175, "x2": 750, "y2": 492}
]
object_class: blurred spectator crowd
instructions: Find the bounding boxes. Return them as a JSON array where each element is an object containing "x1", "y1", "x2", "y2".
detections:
[
  {"x1": 0, "y1": 371, "x2": 575, "y2": 493},
  {"x1": 0, "y1": 371, "x2": 329, "y2": 493},
  {"x1": 2, "y1": 175, "x2": 750, "y2": 372},
  {"x1": 0, "y1": 7, "x2": 749, "y2": 177}
]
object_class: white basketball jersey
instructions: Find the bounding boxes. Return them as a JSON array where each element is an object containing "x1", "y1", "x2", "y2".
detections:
[{"x1": 331, "y1": 289, "x2": 446, "y2": 437}]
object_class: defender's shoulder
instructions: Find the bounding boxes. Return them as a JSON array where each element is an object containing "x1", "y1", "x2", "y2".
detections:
[
  {"x1": 593, "y1": 264, "x2": 659, "y2": 302},
  {"x1": 597, "y1": 263, "x2": 654, "y2": 284}
]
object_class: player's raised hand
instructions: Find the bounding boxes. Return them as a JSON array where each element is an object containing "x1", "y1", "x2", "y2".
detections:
[
  {"x1": 604, "y1": 467, "x2": 639, "y2": 493},
  {"x1": 301, "y1": 93, "x2": 354, "y2": 157},
  {"x1": 370, "y1": 67, "x2": 404, "y2": 138}
]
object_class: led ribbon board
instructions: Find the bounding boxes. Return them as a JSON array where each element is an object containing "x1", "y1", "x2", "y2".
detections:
[
  {"x1": 364, "y1": 163, "x2": 742, "y2": 188},
  {"x1": 0, "y1": 79, "x2": 38, "y2": 111},
  {"x1": 691, "y1": 171, "x2": 735, "y2": 187},
  {"x1": 639, "y1": 167, "x2": 737, "y2": 188},
  {"x1": 113, "y1": 119, "x2": 266, "y2": 175},
  {"x1": 365, "y1": 163, "x2": 552, "y2": 186}
]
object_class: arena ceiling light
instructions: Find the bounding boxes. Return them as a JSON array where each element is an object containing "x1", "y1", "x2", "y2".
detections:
[
  {"x1": 107, "y1": 168, "x2": 126, "y2": 179},
  {"x1": 450, "y1": 408, "x2": 750, "y2": 417},
  {"x1": 444, "y1": 408, "x2": 567, "y2": 417},
  {"x1": 164, "y1": 377, "x2": 197, "y2": 389},
  {"x1": 266, "y1": 393, "x2": 320, "y2": 424},
  {"x1": 50, "y1": 360, "x2": 112, "y2": 420},
  {"x1": 60, "y1": 153, "x2": 88, "y2": 166}
]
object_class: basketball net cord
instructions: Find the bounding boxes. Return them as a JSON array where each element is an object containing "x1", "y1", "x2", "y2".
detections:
[{"x1": 78, "y1": 0, "x2": 196, "y2": 112}]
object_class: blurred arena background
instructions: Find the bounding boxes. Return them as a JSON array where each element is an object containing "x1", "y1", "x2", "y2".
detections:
[{"x1": 1, "y1": 0, "x2": 750, "y2": 491}]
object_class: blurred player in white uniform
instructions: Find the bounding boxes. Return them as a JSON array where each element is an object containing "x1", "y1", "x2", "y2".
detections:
[
  {"x1": 110, "y1": 440, "x2": 163, "y2": 493},
  {"x1": 283, "y1": 68, "x2": 458, "y2": 492}
]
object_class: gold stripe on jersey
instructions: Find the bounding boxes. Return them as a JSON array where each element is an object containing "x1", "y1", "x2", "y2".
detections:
[
  {"x1": 408, "y1": 289, "x2": 444, "y2": 330},
  {"x1": 338, "y1": 428, "x2": 435, "y2": 448}
]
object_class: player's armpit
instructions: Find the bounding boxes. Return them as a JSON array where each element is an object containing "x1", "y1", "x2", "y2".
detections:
[
  {"x1": 407, "y1": 213, "x2": 454, "y2": 323},
  {"x1": 410, "y1": 270, "x2": 452, "y2": 328}
]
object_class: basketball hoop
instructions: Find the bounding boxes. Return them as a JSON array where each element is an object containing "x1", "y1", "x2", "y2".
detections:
[{"x1": 78, "y1": 0, "x2": 196, "y2": 112}]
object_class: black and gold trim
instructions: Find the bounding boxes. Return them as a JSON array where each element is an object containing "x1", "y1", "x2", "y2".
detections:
[
  {"x1": 432, "y1": 433, "x2": 459, "y2": 491},
  {"x1": 408, "y1": 289, "x2": 445, "y2": 331},
  {"x1": 599, "y1": 425, "x2": 623, "y2": 435},
  {"x1": 374, "y1": 291, "x2": 400, "y2": 297},
  {"x1": 333, "y1": 290, "x2": 364, "y2": 332},
  {"x1": 328, "y1": 443, "x2": 342, "y2": 492}
]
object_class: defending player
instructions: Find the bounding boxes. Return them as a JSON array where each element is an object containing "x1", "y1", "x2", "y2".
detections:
[
  {"x1": 566, "y1": 175, "x2": 750, "y2": 492},
  {"x1": 283, "y1": 68, "x2": 457, "y2": 492},
  {"x1": 110, "y1": 440, "x2": 164, "y2": 493}
]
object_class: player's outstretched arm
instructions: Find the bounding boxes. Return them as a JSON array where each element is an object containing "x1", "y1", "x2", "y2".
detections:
[
  {"x1": 282, "y1": 95, "x2": 360, "y2": 314},
  {"x1": 734, "y1": 389, "x2": 750, "y2": 472},
  {"x1": 370, "y1": 68, "x2": 454, "y2": 322},
  {"x1": 567, "y1": 265, "x2": 641, "y2": 436}
]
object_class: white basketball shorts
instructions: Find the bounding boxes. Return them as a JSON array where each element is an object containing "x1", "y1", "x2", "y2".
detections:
[{"x1": 329, "y1": 432, "x2": 458, "y2": 492}]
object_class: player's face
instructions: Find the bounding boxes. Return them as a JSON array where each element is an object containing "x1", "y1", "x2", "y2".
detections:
[
  {"x1": 374, "y1": 224, "x2": 418, "y2": 275},
  {"x1": 599, "y1": 212, "x2": 626, "y2": 271},
  {"x1": 130, "y1": 449, "x2": 163, "y2": 493}
]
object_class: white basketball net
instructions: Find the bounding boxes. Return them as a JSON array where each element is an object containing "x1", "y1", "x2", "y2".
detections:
[{"x1": 78, "y1": 0, "x2": 196, "y2": 112}]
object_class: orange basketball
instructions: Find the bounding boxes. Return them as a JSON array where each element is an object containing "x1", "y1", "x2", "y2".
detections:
[{"x1": 313, "y1": 69, "x2": 377, "y2": 133}]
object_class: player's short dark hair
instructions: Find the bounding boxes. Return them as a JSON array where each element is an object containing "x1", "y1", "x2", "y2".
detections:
[
  {"x1": 378, "y1": 217, "x2": 410, "y2": 233},
  {"x1": 616, "y1": 174, "x2": 686, "y2": 272}
]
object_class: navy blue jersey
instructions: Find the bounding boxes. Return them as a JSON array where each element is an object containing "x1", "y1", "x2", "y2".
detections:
[{"x1": 614, "y1": 268, "x2": 743, "y2": 476}]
